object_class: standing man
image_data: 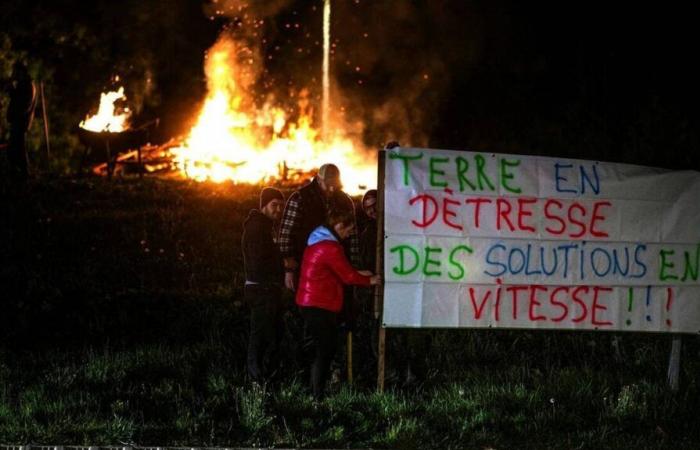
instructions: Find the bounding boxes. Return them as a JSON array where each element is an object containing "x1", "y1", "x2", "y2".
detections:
[
  {"x1": 279, "y1": 163, "x2": 359, "y2": 291},
  {"x1": 6, "y1": 61, "x2": 37, "y2": 181},
  {"x1": 359, "y1": 189, "x2": 378, "y2": 272},
  {"x1": 242, "y1": 187, "x2": 285, "y2": 383}
]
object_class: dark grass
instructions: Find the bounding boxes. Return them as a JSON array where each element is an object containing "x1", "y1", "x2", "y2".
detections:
[{"x1": 1, "y1": 178, "x2": 700, "y2": 449}]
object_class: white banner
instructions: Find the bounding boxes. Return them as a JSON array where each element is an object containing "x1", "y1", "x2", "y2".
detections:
[{"x1": 383, "y1": 147, "x2": 700, "y2": 333}]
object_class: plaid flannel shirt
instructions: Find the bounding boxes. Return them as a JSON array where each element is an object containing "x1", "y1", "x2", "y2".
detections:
[{"x1": 279, "y1": 190, "x2": 360, "y2": 268}]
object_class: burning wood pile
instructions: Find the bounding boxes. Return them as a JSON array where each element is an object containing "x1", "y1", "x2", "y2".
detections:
[{"x1": 79, "y1": 34, "x2": 376, "y2": 194}]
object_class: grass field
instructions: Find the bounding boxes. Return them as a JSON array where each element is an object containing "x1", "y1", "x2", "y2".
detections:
[{"x1": 1, "y1": 178, "x2": 699, "y2": 449}]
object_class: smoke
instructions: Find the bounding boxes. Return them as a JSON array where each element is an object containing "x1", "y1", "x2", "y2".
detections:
[
  {"x1": 329, "y1": 0, "x2": 482, "y2": 149},
  {"x1": 198, "y1": 0, "x2": 483, "y2": 150}
]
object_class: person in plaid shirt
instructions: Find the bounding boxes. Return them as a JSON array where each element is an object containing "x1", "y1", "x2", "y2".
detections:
[{"x1": 278, "y1": 163, "x2": 360, "y2": 292}]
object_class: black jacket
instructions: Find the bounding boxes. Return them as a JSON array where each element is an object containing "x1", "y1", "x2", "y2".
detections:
[
  {"x1": 360, "y1": 219, "x2": 377, "y2": 271},
  {"x1": 242, "y1": 209, "x2": 284, "y2": 284},
  {"x1": 294, "y1": 178, "x2": 355, "y2": 261}
]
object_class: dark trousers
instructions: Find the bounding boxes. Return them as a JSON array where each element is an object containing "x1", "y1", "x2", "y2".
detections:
[
  {"x1": 7, "y1": 123, "x2": 29, "y2": 181},
  {"x1": 300, "y1": 306, "x2": 338, "y2": 399},
  {"x1": 245, "y1": 283, "x2": 283, "y2": 382}
]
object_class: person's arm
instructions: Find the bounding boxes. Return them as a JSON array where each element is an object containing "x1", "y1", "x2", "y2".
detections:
[
  {"x1": 349, "y1": 219, "x2": 361, "y2": 268},
  {"x1": 325, "y1": 244, "x2": 372, "y2": 286},
  {"x1": 279, "y1": 191, "x2": 301, "y2": 269}
]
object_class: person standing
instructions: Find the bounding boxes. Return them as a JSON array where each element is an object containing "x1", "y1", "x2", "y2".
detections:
[
  {"x1": 278, "y1": 163, "x2": 359, "y2": 292},
  {"x1": 295, "y1": 209, "x2": 380, "y2": 399},
  {"x1": 242, "y1": 187, "x2": 285, "y2": 383},
  {"x1": 359, "y1": 189, "x2": 378, "y2": 271},
  {"x1": 6, "y1": 61, "x2": 37, "y2": 181}
]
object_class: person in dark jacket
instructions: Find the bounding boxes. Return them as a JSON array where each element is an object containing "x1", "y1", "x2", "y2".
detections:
[
  {"x1": 6, "y1": 61, "x2": 37, "y2": 181},
  {"x1": 278, "y1": 163, "x2": 359, "y2": 292},
  {"x1": 359, "y1": 189, "x2": 378, "y2": 271},
  {"x1": 242, "y1": 187, "x2": 285, "y2": 383},
  {"x1": 296, "y1": 209, "x2": 380, "y2": 399}
]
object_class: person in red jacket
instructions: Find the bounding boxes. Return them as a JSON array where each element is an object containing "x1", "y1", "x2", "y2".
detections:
[{"x1": 296, "y1": 209, "x2": 380, "y2": 399}]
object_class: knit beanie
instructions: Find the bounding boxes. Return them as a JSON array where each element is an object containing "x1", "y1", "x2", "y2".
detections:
[{"x1": 259, "y1": 187, "x2": 284, "y2": 209}]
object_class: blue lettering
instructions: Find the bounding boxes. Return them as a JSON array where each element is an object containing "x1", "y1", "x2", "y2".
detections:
[
  {"x1": 540, "y1": 247, "x2": 558, "y2": 276},
  {"x1": 524, "y1": 244, "x2": 542, "y2": 276},
  {"x1": 484, "y1": 244, "x2": 507, "y2": 277},
  {"x1": 554, "y1": 163, "x2": 577, "y2": 194},
  {"x1": 591, "y1": 248, "x2": 612, "y2": 277},
  {"x1": 632, "y1": 244, "x2": 648, "y2": 278},
  {"x1": 508, "y1": 247, "x2": 527, "y2": 275},
  {"x1": 612, "y1": 247, "x2": 630, "y2": 276},
  {"x1": 557, "y1": 243, "x2": 578, "y2": 279},
  {"x1": 580, "y1": 164, "x2": 601, "y2": 195}
]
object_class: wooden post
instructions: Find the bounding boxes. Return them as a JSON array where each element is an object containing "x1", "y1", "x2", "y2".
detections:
[
  {"x1": 667, "y1": 335, "x2": 682, "y2": 391},
  {"x1": 39, "y1": 82, "x2": 51, "y2": 166},
  {"x1": 376, "y1": 148, "x2": 387, "y2": 392}
]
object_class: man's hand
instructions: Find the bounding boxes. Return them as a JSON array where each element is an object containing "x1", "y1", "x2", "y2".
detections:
[
  {"x1": 370, "y1": 275, "x2": 382, "y2": 285},
  {"x1": 285, "y1": 271, "x2": 297, "y2": 291},
  {"x1": 358, "y1": 270, "x2": 373, "y2": 276}
]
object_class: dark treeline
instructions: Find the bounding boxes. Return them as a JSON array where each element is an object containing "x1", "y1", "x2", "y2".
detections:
[{"x1": 2, "y1": 0, "x2": 699, "y2": 173}]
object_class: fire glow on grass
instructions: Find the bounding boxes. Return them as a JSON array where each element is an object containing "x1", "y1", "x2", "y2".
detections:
[
  {"x1": 170, "y1": 36, "x2": 376, "y2": 194},
  {"x1": 80, "y1": 85, "x2": 131, "y2": 132}
]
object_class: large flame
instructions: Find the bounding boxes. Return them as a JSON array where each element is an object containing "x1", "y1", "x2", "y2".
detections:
[
  {"x1": 80, "y1": 86, "x2": 131, "y2": 132},
  {"x1": 171, "y1": 36, "x2": 376, "y2": 194}
]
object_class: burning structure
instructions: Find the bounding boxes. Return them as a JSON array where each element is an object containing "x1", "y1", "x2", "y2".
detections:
[{"x1": 80, "y1": 24, "x2": 376, "y2": 194}]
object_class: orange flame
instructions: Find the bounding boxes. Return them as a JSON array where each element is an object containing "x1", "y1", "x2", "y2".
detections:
[
  {"x1": 80, "y1": 86, "x2": 131, "y2": 132},
  {"x1": 171, "y1": 36, "x2": 376, "y2": 194}
]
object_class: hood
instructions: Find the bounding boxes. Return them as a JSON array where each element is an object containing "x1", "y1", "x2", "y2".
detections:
[{"x1": 307, "y1": 225, "x2": 338, "y2": 246}]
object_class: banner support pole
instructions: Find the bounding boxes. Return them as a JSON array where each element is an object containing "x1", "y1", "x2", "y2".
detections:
[
  {"x1": 667, "y1": 335, "x2": 682, "y2": 391},
  {"x1": 376, "y1": 148, "x2": 387, "y2": 392}
]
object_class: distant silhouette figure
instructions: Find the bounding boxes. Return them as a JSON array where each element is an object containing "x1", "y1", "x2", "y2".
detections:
[{"x1": 6, "y1": 61, "x2": 37, "y2": 181}]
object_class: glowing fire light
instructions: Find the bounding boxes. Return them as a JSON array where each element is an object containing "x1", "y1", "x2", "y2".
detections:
[
  {"x1": 80, "y1": 86, "x2": 131, "y2": 132},
  {"x1": 171, "y1": 35, "x2": 376, "y2": 194}
]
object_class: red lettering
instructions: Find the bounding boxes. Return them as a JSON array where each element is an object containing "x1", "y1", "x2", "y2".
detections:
[
  {"x1": 469, "y1": 287, "x2": 492, "y2": 320},
  {"x1": 494, "y1": 279, "x2": 502, "y2": 321},
  {"x1": 517, "y1": 197, "x2": 537, "y2": 233},
  {"x1": 496, "y1": 198, "x2": 515, "y2": 232},
  {"x1": 409, "y1": 193, "x2": 439, "y2": 228},
  {"x1": 591, "y1": 286, "x2": 614, "y2": 326},
  {"x1": 544, "y1": 199, "x2": 566, "y2": 235},
  {"x1": 567, "y1": 202, "x2": 587, "y2": 238},
  {"x1": 571, "y1": 286, "x2": 589, "y2": 323},
  {"x1": 506, "y1": 285, "x2": 528, "y2": 320},
  {"x1": 442, "y1": 189, "x2": 463, "y2": 231},
  {"x1": 528, "y1": 285, "x2": 548, "y2": 321},
  {"x1": 590, "y1": 201, "x2": 611, "y2": 238},
  {"x1": 465, "y1": 197, "x2": 492, "y2": 229},
  {"x1": 549, "y1": 286, "x2": 570, "y2": 322}
]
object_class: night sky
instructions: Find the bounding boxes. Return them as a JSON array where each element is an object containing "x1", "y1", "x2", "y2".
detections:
[{"x1": 2, "y1": 0, "x2": 698, "y2": 169}]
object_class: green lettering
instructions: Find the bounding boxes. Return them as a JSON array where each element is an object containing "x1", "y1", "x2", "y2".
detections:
[
  {"x1": 475, "y1": 154, "x2": 495, "y2": 191},
  {"x1": 500, "y1": 158, "x2": 522, "y2": 193},
  {"x1": 659, "y1": 249, "x2": 679, "y2": 281},
  {"x1": 429, "y1": 157, "x2": 449, "y2": 188},
  {"x1": 389, "y1": 152, "x2": 423, "y2": 186},
  {"x1": 448, "y1": 245, "x2": 474, "y2": 280},
  {"x1": 390, "y1": 245, "x2": 420, "y2": 275},
  {"x1": 423, "y1": 247, "x2": 442, "y2": 276},
  {"x1": 456, "y1": 157, "x2": 476, "y2": 191},
  {"x1": 681, "y1": 244, "x2": 700, "y2": 281}
]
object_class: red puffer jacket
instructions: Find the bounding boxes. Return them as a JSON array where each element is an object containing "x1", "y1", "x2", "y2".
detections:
[{"x1": 296, "y1": 226, "x2": 371, "y2": 313}]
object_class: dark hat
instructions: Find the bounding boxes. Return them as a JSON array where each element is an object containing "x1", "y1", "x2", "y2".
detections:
[
  {"x1": 318, "y1": 163, "x2": 341, "y2": 187},
  {"x1": 362, "y1": 189, "x2": 377, "y2": 207},
  {"x1": 259, "y1": 187, "x2": 284, "y2": 209}
]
